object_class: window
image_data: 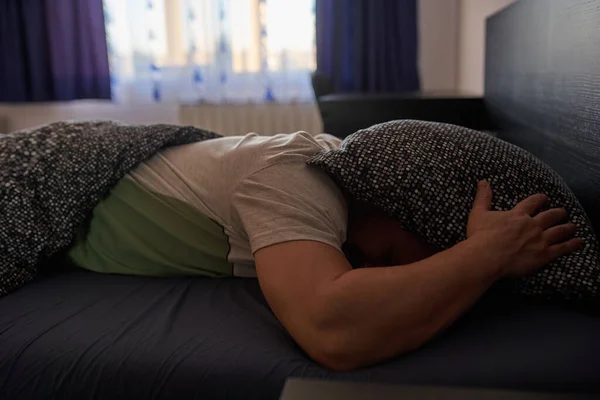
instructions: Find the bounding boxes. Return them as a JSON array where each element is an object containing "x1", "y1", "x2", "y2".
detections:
[{"x1": 103, "y1": 0, "x2": 316, "y2": 103}]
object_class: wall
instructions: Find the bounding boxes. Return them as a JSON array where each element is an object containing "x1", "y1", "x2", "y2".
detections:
[
  {"x1": 0, "y1": 0, "x2": 462, "y2": 132},
  {"x1": 418, "y1": 0, "x2": 459, "y2": 93},
  {"x1": 0, "y1": 102, "x2": 179, "y2": 132},
  {"x1": 457, "y1": 0, "x2": 517, "y2": 94}
]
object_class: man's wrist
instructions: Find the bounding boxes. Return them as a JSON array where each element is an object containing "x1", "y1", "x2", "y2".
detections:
[{"x1": 457, "y1": 236, "x2": 506, "y2": 282}]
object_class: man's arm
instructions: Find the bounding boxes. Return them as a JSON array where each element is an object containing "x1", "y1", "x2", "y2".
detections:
[
  {"x1": 255, "y1": 238, "x2": 498, "y2": 371},
  {"x1": 254, "y1": 182, "x2": 582, "y2": 371}
]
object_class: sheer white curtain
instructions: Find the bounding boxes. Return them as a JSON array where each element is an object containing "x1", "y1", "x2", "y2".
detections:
[{"x1": 103, "y1": 0, "x2": 316, "y2": 104}]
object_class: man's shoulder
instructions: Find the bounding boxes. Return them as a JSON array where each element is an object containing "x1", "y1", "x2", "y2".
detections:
[{"x1": 248, "y1": 132, "x2": 339, "y2": 172}]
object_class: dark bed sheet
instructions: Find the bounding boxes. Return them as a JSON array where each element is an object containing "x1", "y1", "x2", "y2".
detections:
[{"x1": 1, "y1": 270, "x2": 599, "y2": 399}]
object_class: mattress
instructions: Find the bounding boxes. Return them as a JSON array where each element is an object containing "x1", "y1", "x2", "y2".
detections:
[{"x1": 1, "y1": 269, "x2": 599, "y2": 399}]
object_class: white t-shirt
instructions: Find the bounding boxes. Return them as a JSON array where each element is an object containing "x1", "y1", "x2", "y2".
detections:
[{"x1": 72, "y1": 132, "x2": 347, "y2": 278}]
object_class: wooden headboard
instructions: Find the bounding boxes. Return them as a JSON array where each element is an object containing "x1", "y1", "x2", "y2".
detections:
[{"x1": 485, "y1": 0, "x2": 600, "y2": 232}]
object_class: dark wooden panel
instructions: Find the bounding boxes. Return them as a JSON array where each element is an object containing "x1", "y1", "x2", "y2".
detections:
[
  {"x1": 318, "y1": 94, "x2": 493, "y2": 138},
  {"x1": 485, "y1": 0, "x2": 600, "y2": 233}
]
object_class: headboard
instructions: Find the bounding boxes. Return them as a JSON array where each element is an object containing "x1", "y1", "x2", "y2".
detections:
[{"x1": 485, "y1": 0, "x2": 600, "y2": 233}]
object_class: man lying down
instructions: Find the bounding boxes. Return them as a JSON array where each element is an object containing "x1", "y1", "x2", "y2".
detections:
[{"x1": 67, "y1": 131, "x2": 582, "y2": 371}]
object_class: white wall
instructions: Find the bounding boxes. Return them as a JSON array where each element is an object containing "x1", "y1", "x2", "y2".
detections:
[
  {"x1": 418, "y1": 0, "x2": 459, "y2": 92},
  {"x1": 0, "y1": 102, "x2": 179, "y2": 132},
  {"x1": 0, "y1": 0, "x2": 462, "y2": 132},
  {"x1": 457, "y1": 0, "x2": 517, "y2": 94}
]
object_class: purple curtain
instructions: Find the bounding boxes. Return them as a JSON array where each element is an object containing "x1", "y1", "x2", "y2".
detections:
[
  {"x1": 0, "y1": 0, "x2": 111, "y2": 102},
  {"x1": 316, "y1": 0, "x2": 420, "y2": 93}
]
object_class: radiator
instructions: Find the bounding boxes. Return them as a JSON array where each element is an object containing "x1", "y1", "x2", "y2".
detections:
[{"x1": 179, "y1": 103, "x2": 324, "y2": 137}]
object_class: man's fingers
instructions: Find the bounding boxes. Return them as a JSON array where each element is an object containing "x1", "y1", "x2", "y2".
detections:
[
  {"x1": 544, "y1": 223, "x2": 577, "y2": 245},
  {"x1": 514, "y1": 193, "x2": 548, "y2": 215},
  {"x1": 548, "y1": 237, "x2": 584, "y2": 260},
  {"x1": 471, "y1": 180, "x2": 493, "y2": 212},
  {"x1": 534, "y1": 208, "x2": 568, "y2": 229}
]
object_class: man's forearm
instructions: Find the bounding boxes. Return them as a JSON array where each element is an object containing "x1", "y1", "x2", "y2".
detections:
[{"x1": 314, "y1": 237, "x2": 503, "y2": 370}]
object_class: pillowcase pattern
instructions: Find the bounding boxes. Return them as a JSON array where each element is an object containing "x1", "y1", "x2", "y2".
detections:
[{"x1": 307, "y1": 120, "x2": 599, "y2": 302}]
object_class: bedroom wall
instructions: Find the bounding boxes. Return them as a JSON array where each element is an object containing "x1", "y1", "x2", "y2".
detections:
[
  {"x1": 0, "y1": 0, "x2": 460, "y2": 132},
  {"x1": 0, "y1": 102, "x2": 180, "y2": 133},
  {"x1": 457, "y1": 0, "x2": 517, "y2": 94},
  {"x1": 418, "y1": 0, "x2": 459, "y2": 93}
]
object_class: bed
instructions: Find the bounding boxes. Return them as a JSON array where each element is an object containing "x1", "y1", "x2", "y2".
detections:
[{"x1": 2, "y1": 0, "x2": 600, "y2": 398}]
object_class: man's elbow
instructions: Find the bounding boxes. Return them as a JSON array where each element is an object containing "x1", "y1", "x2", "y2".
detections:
[
  {"x1": 303, "y1": 330, "x2": 421, "y2": 372},
  {"x1": 304, "y1": 335, "x2": 416, "y2": 372},
  {"x1": 306, "y1": 338, "x2": 364, "y2": 372}
]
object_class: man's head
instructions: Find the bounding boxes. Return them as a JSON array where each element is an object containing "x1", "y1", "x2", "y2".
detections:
[{"x1": 343, "y1": 201, "x2": 439, "y2": 268}]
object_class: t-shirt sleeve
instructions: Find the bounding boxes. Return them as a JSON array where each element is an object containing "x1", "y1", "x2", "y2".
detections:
[{"x1": 231, "y1": 161, "x2": 348, "y2": 254}]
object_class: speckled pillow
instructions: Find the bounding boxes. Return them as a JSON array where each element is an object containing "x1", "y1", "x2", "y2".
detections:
[{"x1": 307, "y1": 120, "x2": 600, "y2": 303}]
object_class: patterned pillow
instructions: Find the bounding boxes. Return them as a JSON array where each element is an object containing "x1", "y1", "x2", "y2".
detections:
[{"x1": 307, "y1": 120, "x2": 600, "y2": 303}]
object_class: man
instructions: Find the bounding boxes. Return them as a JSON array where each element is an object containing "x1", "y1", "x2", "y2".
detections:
[{"x1": 69, "y1": 131, "x2": 582, "y2": 371}]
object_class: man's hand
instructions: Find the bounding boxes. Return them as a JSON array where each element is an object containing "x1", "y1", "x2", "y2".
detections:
[{"x1": 467, "y1": 180, "x2": 584, "y2": 278}]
